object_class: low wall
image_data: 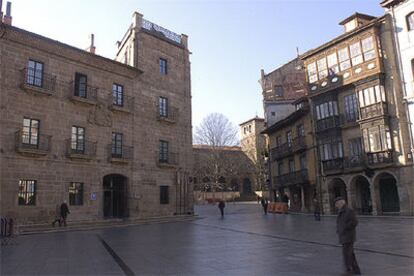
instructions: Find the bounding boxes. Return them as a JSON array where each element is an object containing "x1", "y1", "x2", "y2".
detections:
[{"x1": 194, "y1": 191, "x2": 240, "y2": 204}]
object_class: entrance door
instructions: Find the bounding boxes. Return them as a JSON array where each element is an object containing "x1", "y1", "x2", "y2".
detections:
[
  {"x1": 354, "y1": 176, "x2": 372, "y2": 214},
  {"x1": 103, "y1": 174, "x2": 128, "y2": 218},
  {"x1": 379, "y1": 175, "x2": 400, "y2": 213}
]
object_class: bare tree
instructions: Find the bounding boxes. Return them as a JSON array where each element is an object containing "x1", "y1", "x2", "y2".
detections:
[{"x1": 194, "y1": 113, "x2": 239, "y2": 147}]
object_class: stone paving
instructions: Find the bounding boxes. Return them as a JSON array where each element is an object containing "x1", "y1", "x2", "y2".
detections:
[{"x1": 1, "y1": 202, "x2": 413, "y2": 275}]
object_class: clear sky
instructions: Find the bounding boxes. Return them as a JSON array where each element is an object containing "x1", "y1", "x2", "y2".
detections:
[{"x1": 8, "y1": 0, "x2": 383, "y2": 129}]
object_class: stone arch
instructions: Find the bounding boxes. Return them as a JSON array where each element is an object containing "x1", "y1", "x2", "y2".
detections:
[
  {"x1": 349, "y1": 175, "x2": 372, "y2": 215},
  {"x1": 373, "y1": 172, "x2": 400, "y2": 214},
  {"x1": 328, "y1": 177, "x2": 347, "y2": 213}
]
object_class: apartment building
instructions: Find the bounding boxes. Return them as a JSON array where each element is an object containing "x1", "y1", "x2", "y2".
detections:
[{"x1": 0, "y1": 10, "x2": 193, "y2": 225}]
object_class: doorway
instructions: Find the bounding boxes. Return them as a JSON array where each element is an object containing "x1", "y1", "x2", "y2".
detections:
[{"x1": 103, "y1": 174, "x2": 128, "y2": 218}]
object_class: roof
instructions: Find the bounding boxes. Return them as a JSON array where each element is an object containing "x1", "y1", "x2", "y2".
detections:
[
  {"x1": 239, "y1": 117, "x2": 265, "y2": 126},
  {"x1": 338, "y1": 12, "x2": 376, "y2": 25},
  {"x1": 380, "y1": 0, "x2": 405, "y2": 8},
  {"x1": 193, "y1": 145, "x2": 242, "y2": 151},
  {"x1": 261, "y1": 107, "x2": 309, "y2": 135}
]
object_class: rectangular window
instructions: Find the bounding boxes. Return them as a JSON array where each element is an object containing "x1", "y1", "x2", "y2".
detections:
[
  {"x1": 286, "y1": 131, "x2": 293, "y2": 147},
  {"x1": 276, "y1": 136, "x2": 282, "y2": 146},
  {"x1": 288, "y1": 159, "x2": 295, "y2": 173},
  {"x1": 69, "y1": 182, "x2": 83, "y2": 206},
  {"x1": 74, "y1": 73, "x2": 87, "y2": 98},
  {"x1": 363, "y1": 125, "x2": 392, "y2": 152},
  {"x1": 278, "y1": 162, "x2": 283, "y2": 175},
  {"x1": 338, "y1": 47, "x2": 351, "y2": 71},
  {"x1": 18, "y1": 180, "x2": 36, "y2": 205},
  {"x1": 274, "y1": 85, "x2": 284, "y2": 97},
  {"x1": 361, "y1": 36, "x2": 376, "y2": 61},
  {"x1": 297, "y1": 124, "x2": 305, "y2": 137},
  {"x1": 27, "y1": 60, "x2": 43, "y2": 87},
  {"x1": 112, "y1": 132, "x2": 123, "y2": 157},
  {"x1": 327, "y1": 52, "x2": 339, "y2": 75},
  {"x1": 344, "y1": 94, "x2": 358, "y2": 122},
  {"x1": 159, "y1": 97, "x2": 168, "y2": 117},
  {"x1": 319, "y1": 142, "x2": 343, "y2": 161},
  {"x1": 368, "y1": 126, "x2": 382, "y2": 152},
  {"x1": 112, "y1": 84, "x2": 124, "y2": 106},
  {"x1": 160, "y1": 186, "x2": 169, "y2": 204},
  {"x1": 358, "y1": 85, "x2": 385, "y2": 107},
  {"x1": 350, "y1": 42, "x2": 363, "y2": 66},
  {"x1": 348, "y1": 138, "x2": 362, "y2": 157},
  {"x1": 307, "y1": 62, "x2": 318, "y2": 83},
  {"x1": 317, "y1": 58, "x2": 328, "y2": 79},
  {"x1": 71, "y1": 126, "x2": 85, "y2": 153},
  {"x1": 159, "y1": 140, "x2": 169, "y2": 163},
  {"x1": 316, "y1": 101, "x2": 338, "y2": 120},
  {"x1": 300, "y1": 154, "x2": 306, "y2": 170},
  {"x1": 160, "y1": 58, "x2": 168, "y2": 75},
  {"x1": 22, "y1": 118, "x2": 39, "y2": 146}
]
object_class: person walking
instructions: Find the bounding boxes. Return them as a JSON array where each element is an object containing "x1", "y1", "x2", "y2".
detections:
[
  {"x1": 313, "y1": 197, "x2": 321, "y2": 221},
  {"x1": 60, "y1": 200, "x2": 70, "y2": 227},
  {"x1": 335, "y1": 197, "x2": 361, "y2": 275},
  {"x1": 282, "y1": 192, "x2": 289, "y2": 213},
  {"x1": 218, "y1": 200, "x2": 225, "y2": 217},
  {"x1": 261, "y1": 198, "x2": 268, "y2": 214},
  {"x1": 52, "y1": 203, "x2": 61, "y2": 227}
]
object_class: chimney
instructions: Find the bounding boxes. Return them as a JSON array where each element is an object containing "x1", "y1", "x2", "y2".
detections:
[
  {"x1": 0, "y1": 0, "x2": 3, "y2": 22},
  {"x1": 3, "y1": 1, "x2": 12, "y2": 25},
  {"x1": 87, "y1": 33, "x2": 96, "y2": 54}
]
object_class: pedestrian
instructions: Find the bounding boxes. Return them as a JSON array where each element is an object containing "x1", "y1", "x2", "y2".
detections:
[
  {"x1": 335, "y1": 197, "x2": 361, "y2": 275},
  {"x1": 313, "y1": 197, "x2": 321, "y2": 221},
  {"x1": 261, "y1": 198, "x2": 268, "y2": 214},
  {"x1": 60, "y1": 200, "x2": 70, "y2": 227},
  {"x1": 282, "y1": 192, "x2": 289, "y2": 213},
  {"x1": 218, "y1": 200, "x2": 225, "y2": 217},
  {"x1": 52, "y1": 203, "x2": 61, "y2": 227}
]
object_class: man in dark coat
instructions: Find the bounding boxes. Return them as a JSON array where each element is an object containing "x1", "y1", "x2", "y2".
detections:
[
  {"x1": 335, "y1": 197, "x2": 361, "y2": 275},
  {"x1": 218, "y1": 200, "x2": 225, "y2": 217},
  {"x1": 313, "y1": 197, "x2": 321, "y2": 221},
  {"x1": 261, "y1": 198, "x2": 268, "y2": 214},
  {"x1": 60, "y1": 200, "x2": 70, "y2": 227}
]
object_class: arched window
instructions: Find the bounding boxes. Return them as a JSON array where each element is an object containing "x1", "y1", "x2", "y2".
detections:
[{"x1": 407, "y1": 12, "x2": 414, "y2": 31}]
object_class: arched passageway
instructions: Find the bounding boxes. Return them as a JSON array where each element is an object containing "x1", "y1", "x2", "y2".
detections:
[
  {"x1": 376, "y1": 173, "x2": 400, "y2": 213},
  {"x1": 351, "y1": 176, "x2": 372, "y2": 215},
  {"x1": 328, "y1": 178, "x2": 347, "y2": 213}
]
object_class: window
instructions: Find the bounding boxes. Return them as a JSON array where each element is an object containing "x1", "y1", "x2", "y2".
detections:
[
  {"x1": 159, "y1": 140, "x2": 169, "y2": 163},
  {"x1": 288, "y1": 159, "x2": 295, "y2": 173},
  {"x1": 112, "y1": 84, "x2": 124, "y2": 106},
  {"x1": 278, "y1": 162, "x2": 283, "y2": 176},
  {"x1": 159, "y1": 97, "x2": 168, "y2": 117},
  {"x1": 243, "y1": 127, "x2": 247, "y2": 134},
  {"x1": 319, "y1": 142, "x2": 343, "y2": 161},
  {"x1": 338, "y1": 47, "x2": 351, "y2": 71},
  {"x1": 274, "y1": 85, "x2": 284, "y2": 97},
  {"x1": 160, "y1": 186, "x2": 169, "y2": 204},
  {"x1": 300, "y1": 154, "x2": 306, "y2": 170},
  {"x1": 71, "y1": 126, "x2": 85, "y2": 153},
  {"x1": 69, "y1": 182, "x2": 83, "y2": 205},
  {"x1": 361, "y1": 36, "x2": 376, "y2": 61},
  {"x1": 286, "y1": 131, "x2": 292, "y2": 147},
  {"x1": 159, "y1": 58, "x2": 168, "y2": 75},
  {"x1": 276, "y1": 136, "x2": 282, "y2": 146},
  {"x1": 26, "y1": 60, "x2": 43, "y2": 87},
  {"x1": 344, "y1": 94, "x2": 358, "y2": 122},
  {"x1": 350, "y1": 42, "x2": 363, "y2": 66},
  {"x1": 307, "y1": 62, "x2": 318, "y2": 83},
  {"x1": 315, "y1": 101, "x2": 338, "y2": 120},
  {"x1": 317, "y1": 58, "x2": 328, "y2": 79},
  {"x1": 348, "y1": 138, "x2": 362, "y2": 157},
  {"x1": 18, "y1": 180, "x2": 36, "y2": 205},
  {"x1": 357, "y1": 85, "x2": 385, "y2": 107},
  {"x1": 327, "y1": 52, "x2": 339, "y2": 75},
  {"x1": 22, "y1": 118, "x2": 39, "y2": 146},
  {"x1": 297, "y1": 124, "x2": 305, "y2": 137},
  {"x1": 74, "y1": 73, "x2": 87, "y2": 98},
  {"x1": 112, "y1": 132, "x2": 123, "y2": 157},
  {"x1": 407, "y1": 12, "x2": 414, "y2": 31},
  {"x1": 362, "y1": 125, "x2": 391, "y2": 152},
  {"x1": 248, "y1": 125, "x2": 252, "y2": 132}
]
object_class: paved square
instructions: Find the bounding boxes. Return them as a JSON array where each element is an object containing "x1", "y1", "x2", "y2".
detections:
[{"x1": 1, "y1": 203, "x2": 413, "y2": 275}]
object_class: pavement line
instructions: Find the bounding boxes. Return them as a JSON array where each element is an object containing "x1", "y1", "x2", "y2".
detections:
[
  {"x1": 192, "y1": 222, "x2": 414, "y2": 260},
  {"x1": 97, "y1": 234, "x2": 135, "y2": 276}
]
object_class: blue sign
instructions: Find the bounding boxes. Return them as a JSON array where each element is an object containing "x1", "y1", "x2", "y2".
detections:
[{"x1": 90, "y1": 192, "x2": 97, "y2": 201}]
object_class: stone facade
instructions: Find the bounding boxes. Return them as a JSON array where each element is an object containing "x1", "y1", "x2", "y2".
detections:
[{"x1": 0, "y1": 11, "x2": 193, "y2": 225}]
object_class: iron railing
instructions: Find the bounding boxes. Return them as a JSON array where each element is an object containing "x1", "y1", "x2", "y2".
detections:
[
  {"x1": 142, "y1": 19, "x2": 182, "y2": 44},
  {"x1": 315, "y1": 115, "x2": 341, "y2": 133},
  {"x1": 108, "y1": 94, "x2": 134, "y2": 113},
  {"x1": 21, "y1": 68, "x2": 56, "y2": 93},
  {"x1": 157, "y1": 106, "x2": 179, "y2": 122},
  {"x1": 69, "y1": 81, "x2": 98, "y2": 102},
  {"x1": 343, "y1": 155, "x2": 365, "y2": 169},
  {"x1": 107, "y1": 144, "x2": 133, "y2": 161},
  {"x1": 366, "y1": 150, "x2": 393, "y2": 165},
  {"x1": 156, "y1": 151, "x2": 179, "y2": 166},
  {"x1": 359, "y1": 102, "x2": 388, "y2": 120},
  {"x1": 275, "y1": 169, "x2": 309, "y2": 187},
  {"x1": 15, "y1": 130, "x2": 51, "y2": 153},
  {"x1": 270, "y1": 136, "x2": 306, "y2": 161},
  {"x1": 322, "y1": 158, "x2": 344, "y2": 172},
  {"x1": 66, "y1": 139, "x2": 96, "y2": 158}
]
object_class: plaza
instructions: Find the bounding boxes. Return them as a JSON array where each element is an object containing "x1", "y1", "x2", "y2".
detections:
[{"x1": 1, "y1": 202, "x2": 413, "y2": 275}]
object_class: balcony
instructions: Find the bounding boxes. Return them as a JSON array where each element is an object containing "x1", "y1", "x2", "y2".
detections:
[
  {"x1": 366, "y1": 150, "x2": 393, "y2": 166},
  {"x1": 315, "y1": 116, "x2": 341, "y2": 133},
  {"x1": 343, "y1": 155, "x2": 365, "y2": 169},
  {"x1": 108, "y1": 95, "x2": 134, "y2": 113},
  {"x1": 21, "y1": 68, "x2": 56, "y2": 95},
  {"x1": 68, "y1": 81, "x2": 98, "y2": 105},
  {"x1": 359, "y1": 102, "x2": 388, "y2": 120},
  {"x1": 15, "y1": 130, "x2": 51, "y2": 156},
  {"x1": 270, "y1": 136, "x2": 306, "y2": 161},
  {"x1": 156, "y1": 151, "x2": 179, "y2": 168},
  {"x1": 66, "y1": 139, "x2": 97, "y2": 160},
  {"x1": 322, "y1": 158, "x2": 344, "y2": 173},
  {"x1": 275, "y1": 169, "x2": 309, "y2": 187},
  {"x1": 107, "y1": 145, "x2": 133, "y2": 164},
  {"x1": 157, "y1": 106, "x2": 178, "y2": 123}
]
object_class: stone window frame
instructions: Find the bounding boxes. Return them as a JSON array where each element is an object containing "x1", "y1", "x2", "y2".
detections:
[
  {"x1": 111, "y1": 132, "x2": 123, "y2": 157},
  {"x1": 159, "y1": 140, "x2": 169, "y2": 163},
  {"x1": 159, "y1": 58, "x2": 168, "y2": 75},
  {"x1": 69, "y1": 182, "x2": 84, "y2": 206},
  {"x1": 18, "y1": 180, "x2": 36, "y2": 206},
  {"x1": 71, "y1": 125, "x2": 86, "y2": 153},
  {"x1": 22, "y1": 117, "x2": 40, "y2": 147},
  {"x1": 112, "y1": 83, "x2": 124, "y2": 107},
  {"x1": 159, "y1": 96, "x2": 168, "y2": 117},
  {"x1": 74, "y1": 72, "x2": 88, "y2": 98},
  {"x1": 26, "y1": 59, "x2": 44, "y2": 87}
]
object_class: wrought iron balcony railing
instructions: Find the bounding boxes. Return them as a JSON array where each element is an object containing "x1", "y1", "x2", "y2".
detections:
[
  {"x1": 157, "y1": 106, "x2": 179, "y2": 123},
  {"x1": 359, "y1": 102, "x2": 388, "y2": 120},
  {"x1": 315, "y1": 115, "x2": 341, "y2": 133},
  {"x1": 343, "y1": 155, "x2": 365, "y2": 169},
  {"x1": 107, "y1": 144, "x2": 133, "y2": 163},
  {"x1": 275, "y1": 169, "x2": 309, "y2": 187},
  {"x1": 322, "y1": 158, "x2": 344, "y2": 173},
  {"x1": 270, "y1": 136, "x2": 306, "y2": 161},
  {"x1": 156, "y1": 151, "x2": 179, "y2": 167},
  {"x1": 69, "y1": 81, "x2": 98, "y2": 103},
  {"x1": 108, "y1": 94, "x2": 134, "y2": 113},
  {"x1": 142, "y1": 19, "x2": 182, "y2": 44},
  {"x1": 15, "y1": 130, "x2": 51, "y2": 155},
  {"x1": 66, "y1": 139, "x2": 97, "y2": 159},
  {"x1": 21, "y1": 68, "x2": 56, "y2": 94},
  {"x1": 366, "y1": 150, "x2": 393, "y2": 165}
]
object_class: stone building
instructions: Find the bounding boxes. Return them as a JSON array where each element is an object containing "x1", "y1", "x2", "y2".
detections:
[
  {"x1": 0, "y1": 10, "x2": 193, "y2": 225},
  {"x1": 300, "y1": 12, "x2": 414, "y2": 215},
  {"x1": 262, "y1": 98, "x2": 318, "y2": 212},
  {"x1": 259, "y1": 58, "x2": 307, "y2": 127}
]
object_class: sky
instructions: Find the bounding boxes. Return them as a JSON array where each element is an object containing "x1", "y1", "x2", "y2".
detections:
[{"x1": 7, "y1": 0, "x2": 384, "y2": 129}]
